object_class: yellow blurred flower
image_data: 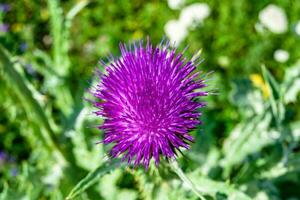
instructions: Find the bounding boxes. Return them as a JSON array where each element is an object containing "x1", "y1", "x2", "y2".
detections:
[
  {"x1": 41, "y1": 9, "x2": 49, "y2": 20},
  {"x1": 250, "y1": 74, "x2": 270, "y2": 98},
  {"x1": 133, "y1": 30, "x2": 143, "y2": 40},
  {"x1": 12, "y1": 23, "x2": 23, "y2": 32}
]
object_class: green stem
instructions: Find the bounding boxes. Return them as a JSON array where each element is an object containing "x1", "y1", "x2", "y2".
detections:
[{"x1": 169, "y1": 160, "x2": 206, "y2": 200}]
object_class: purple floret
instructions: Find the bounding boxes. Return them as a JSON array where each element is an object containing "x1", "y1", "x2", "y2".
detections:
[
  {"x1": 91, "y1": 39, "x2": 208, "y2": 168},
  {"x1": 0, "y1": 151, "x2": 7, "y2": 162},
  {"x1": 0, "y1": 3, "x2": 11, "y2": 12},
  {"x1": 0, "y1": 23, "x2": 9, "y2": 33}
]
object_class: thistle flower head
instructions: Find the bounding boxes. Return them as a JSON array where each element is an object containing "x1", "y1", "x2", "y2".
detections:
[{"x1": 92, "y1": 39, "x2": 208, "y2": 168}]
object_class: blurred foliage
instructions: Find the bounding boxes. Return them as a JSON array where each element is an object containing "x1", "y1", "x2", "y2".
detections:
[{"x1": 1, "y1": 0, "x2": 300, "y2": 199}]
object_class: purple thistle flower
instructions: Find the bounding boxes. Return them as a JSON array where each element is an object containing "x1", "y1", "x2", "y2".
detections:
[{"x1": 91, "y1": 39, "x2": 208, "y2": 168}]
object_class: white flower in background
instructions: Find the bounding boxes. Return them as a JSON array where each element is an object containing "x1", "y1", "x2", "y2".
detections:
[
  {"x1": 164, "y1": 3, "x2": 210, "y2": 46},
  {"x1": 179, "y1": 3, "x2": 210, "y2": 28},
  {"x1": 167, "y1": 0, "x2": 185, "y2": 10},
  {"x1": 295, "y1": 21, "x2": 300, "y2": 36},
  {"x1": 274, "y1": 49, "x2": 289, "y2": 63},
  {"x1": 164, "y1": 19, "x2": 188, "y2": 46},
  {"x1": 259, "y1": 4, "x2": 288, "y2": 34}
]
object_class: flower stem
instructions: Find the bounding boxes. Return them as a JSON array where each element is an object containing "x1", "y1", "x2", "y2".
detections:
[{"x1": 169, "y1": 160, "x2": 206, "y2": 200}]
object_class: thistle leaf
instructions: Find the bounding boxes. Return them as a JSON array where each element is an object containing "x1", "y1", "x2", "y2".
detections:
[
  {"x1": 261, "y1": 65, "x2": 285, "y2": 125},
  {"x1": 169, "y1": 160, "x2": 206, "y2": 200},
  {"x1": 66, "y1": 158, "x2": 122, "y2": 200}
]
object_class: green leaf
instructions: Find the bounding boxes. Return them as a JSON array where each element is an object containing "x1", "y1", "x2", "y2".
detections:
[
  {"x1": 169, "y1": 164, "x2": 252, "y2": 200},
  {"x1": 222, "y1": 112, "x2": 272, "y2": 176},
  {"x1": 0, "y1": 45, "x2": 67, "y2": 165},
  {"x1": 261, "y1": 65, "x2": 285, "y2": 125},
  {"x1": 47, "y1": 0, "x2": 67, "y2": 76},
  {"x1": 259, "y1": 151, "x2": 300, "y2": 179},
  {"x1": 282, "y1": 60, "x2": 300, "y2": 103},
  {"x1": 130, "y1": 169, "x2": 155, "y2": 200},
  {"x1": 261, "y1": 65, "x2": 280, "y2": 100},
  {"x1": 187, "y1": 171, "x2": 252, "y2": 200},
  {"x1": 46, "y1": 0, "x2": 88, "y2": 117},
  {"x1": 47, "y1": 0, "x2": 88, "y2": 77},
  {"x1": 169, "y1": 160, "x2": 206, "y2": 200},
  {"x1": 66, "y1": 159, "x2": 122, "y2": 200}
]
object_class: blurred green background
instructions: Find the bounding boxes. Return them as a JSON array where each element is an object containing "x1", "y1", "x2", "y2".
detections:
[{"x1": 1, "y1": 0, "x2": 300, "y2": 199}]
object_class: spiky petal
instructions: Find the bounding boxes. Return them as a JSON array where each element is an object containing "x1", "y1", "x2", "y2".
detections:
[{"x1": 92, "y1": 40, "x2": 207, "y2": 168}]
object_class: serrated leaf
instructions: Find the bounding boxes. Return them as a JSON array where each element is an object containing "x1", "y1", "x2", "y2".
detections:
[
  {"x1": 66, "y1": 159, "x2": 122, "y2": 200},
  {"x1": 222, "y1": 112, "x2": 272, "y2": 175},
  {"x1": 187, "y1": 171, "x2": 252, "y2": 200},
  {"x1": 283, "y1": 60, "x2": 300, "y2": 103}
]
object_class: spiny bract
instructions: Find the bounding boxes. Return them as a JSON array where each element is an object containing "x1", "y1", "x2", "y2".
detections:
[{"x1": 92, "y1": 39, "x2": 208, "y2": 169}]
